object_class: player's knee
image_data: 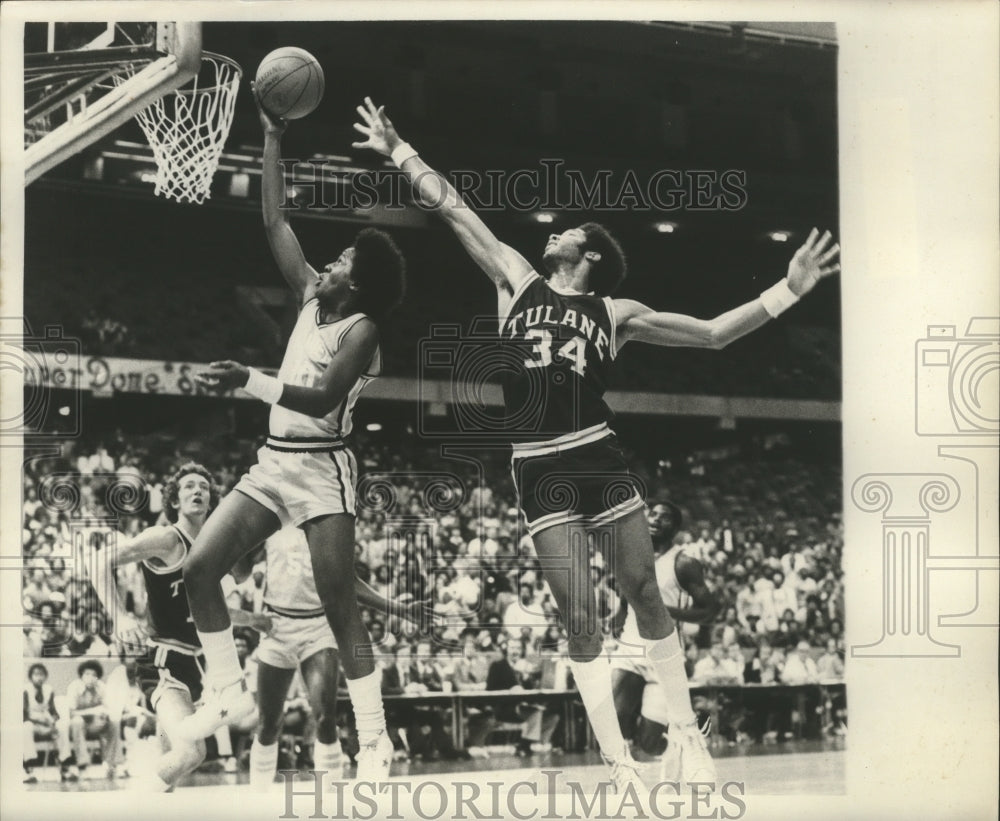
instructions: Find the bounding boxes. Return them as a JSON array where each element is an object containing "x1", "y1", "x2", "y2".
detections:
[
  {"x1": 636, "y1": 718, "x2": 669, "y2": 757},
  {"x1": 623, "y1": 574, "x2": 662, "y2": 615}
]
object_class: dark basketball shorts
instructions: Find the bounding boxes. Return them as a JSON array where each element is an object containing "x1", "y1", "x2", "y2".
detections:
[
  {"x1": 137, "y1": 644, "x2": 205, "y2": 710},
  {"x1": 511, "y1": 428, "x2": 645, "y2": 536}
]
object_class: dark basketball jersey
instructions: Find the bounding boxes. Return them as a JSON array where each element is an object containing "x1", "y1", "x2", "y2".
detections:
[
  {"x1": 500, "y1": 272, "x2": 617, "y2": 443},
  {"x1": 139, "y1": 525, "x2": 200, "y2": 650}
]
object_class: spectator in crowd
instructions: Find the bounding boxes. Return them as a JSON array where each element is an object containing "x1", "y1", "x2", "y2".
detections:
[
  {"x1": 781, "y1": 640, "x2": 820, "y2": 686},
  {"x1": 816, "y1": 638, "x2": 845, "y2": 681},
  {"x1": 693, "y1": 644, "x2": 741, "y2": 686},
  {"x1": 65, "y1": 660, "x2": 123, "y2": 779},
  {"x1": 23, "y1": 663, "x2": 74, "y2": 783}
]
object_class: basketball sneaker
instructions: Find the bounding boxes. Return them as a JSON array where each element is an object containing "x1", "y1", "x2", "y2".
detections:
[
  {"x1": 178, "y1": 677, "x2": 256, "y2": 741},
  {"x1": 602, "y1": 746, "x2": 647, "y2": 796},
  {"x1": 673, "y1": 722, "x2": 717, "y2": 784},
  {"x1": 355, "y1": 731, "x2": 393, "y2": 783}
]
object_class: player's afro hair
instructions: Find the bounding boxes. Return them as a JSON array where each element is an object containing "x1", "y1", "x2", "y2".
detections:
[
  {"x1": 349, "y1": 228, "x2": 407, "y2": 322},
  {"x1": 580, "y1": 222, "x2": 627, "y2": 296},
  {"x1": 163, "y1": 462, "x2": 219, "y2": 523}
]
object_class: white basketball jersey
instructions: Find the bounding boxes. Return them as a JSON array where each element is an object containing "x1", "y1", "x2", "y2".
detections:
[
  {"x1": 269, "y1": 301, "x2": 381, "y2": 440},
  {"x1": 620, "y1": 545, "x2": 691, "y2": 644},
  {"x1": 262, "y1": 526, "x2": 324, "y2": 616}
]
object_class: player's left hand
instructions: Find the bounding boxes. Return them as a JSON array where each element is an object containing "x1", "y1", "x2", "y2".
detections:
[
  {"x1": 786, "y1": 228, "x2": 840, "y2": 297},
  {"x1": 195, "y1": 361, "x2": 250, "y2": 393},
  {"x1": 351, "y1": 97, "x2": 402, "y2": 157}
]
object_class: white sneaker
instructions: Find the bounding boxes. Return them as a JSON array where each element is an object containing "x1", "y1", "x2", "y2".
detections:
[
  {"x1": 673, "y1": 723, "x2": 717, "y2": 785},
  {"x1": 355, "y1": 731, "x2": 392, "y2": 783},
  {"x1": 601, "y1": 747, "x2": 647, "y2": 795},
  {"x1": 178, "y1": 678, "x2": 256, "y2": 741}
]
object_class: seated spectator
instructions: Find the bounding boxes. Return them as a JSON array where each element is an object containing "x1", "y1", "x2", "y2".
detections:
[
  {"x1": 781, "y1": 640, "x2": 820, "y2": 685},
  {"x1": 816, "y1": 638, "x2": 845, "y2": 681},
  {"x1": 401, "y1": 640, "x2": 467, "y2": 761},
  {"x1": 692, "y1": 644, "x2": 741, "y2": 685},
  {"x1": 712, "y1": 607, "x2": 742, "y2": 648},
  {"x1": 66, "y1": 660, "x2": 122, "y2": 778},
  {"x1": 22, "y1": 663, "x2": 74, "y2": 783},
  {"x1": 485, "y1": 642, "x2": 560, "y2": 757}
]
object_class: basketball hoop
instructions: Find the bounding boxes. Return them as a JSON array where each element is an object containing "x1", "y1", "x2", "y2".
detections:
[{"x1": 117, "y1": 52, "x2": 242, "y2": 204}]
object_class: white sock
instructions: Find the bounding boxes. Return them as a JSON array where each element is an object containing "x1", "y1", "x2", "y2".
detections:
[
  {"x1": 644, "y1": 636, "x2": 697, "y2": 728},
  {"x1": 249, "y1": 737, "x2": 278, "y2": 788},
  {"x1": 569, "y1": 653, "x2": 628, "y2": 758},
  {"x1": 344, "y1": 669, "x2": 386, "y2": 744},
  {"x1": 315, "y1": 740, "x2": 342, "y2": 773},
  {"x1": 197, "y1": 627, "x2": 243, "y2": 689},
  {"x1": 214, "y1": 726, "x2": 233, "y2": 757}
]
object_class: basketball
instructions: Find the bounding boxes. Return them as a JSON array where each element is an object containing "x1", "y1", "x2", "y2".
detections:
[{"x1": 254, "y1": 47, "x2": 325, "y2": 120}]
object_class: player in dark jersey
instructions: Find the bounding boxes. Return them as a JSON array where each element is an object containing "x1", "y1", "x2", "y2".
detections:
[
  {"x1": 85, "y1": 462, "x2": 270, "y2": 791},
  {"x1": 353, "y1": 97, "x2": 838, "y2": 790},
  {"x1": 611, "y1": 502, "x2": 719, "y2": 780}
]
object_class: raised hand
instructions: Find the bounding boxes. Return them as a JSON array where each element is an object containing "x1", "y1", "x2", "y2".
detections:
[
  {"x1": 251, "y1": 81, "x2": 287, "y2": 136},
  {"x1": 351, "y1": 96, "x2": 401, "y2": 157},
  {"x1": 195, "y1": 360, "x2": 250, "y2": 393},
  {"x1": 786, "y1": 228, "x2": 840, "y2": 296}
]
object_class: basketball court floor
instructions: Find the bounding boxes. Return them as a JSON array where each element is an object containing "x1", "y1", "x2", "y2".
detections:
[{"x1": 25, "y1": 739, "x2": 846, "y2": 796}]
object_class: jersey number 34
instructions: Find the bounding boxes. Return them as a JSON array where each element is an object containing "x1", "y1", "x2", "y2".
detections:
[{"x1": 523, "y1": 329, "x2": 587, "y2": 376}]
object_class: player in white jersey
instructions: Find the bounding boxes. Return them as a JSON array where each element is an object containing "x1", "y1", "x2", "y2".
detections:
[
  {"x1": 246, "y1": 527, "x2": 342, "y2": 787},
  {"x1": 612, "y1": 502, "x2": 719, "y2": 778},
  {"x1": 178, "y1": 94, "x2": 406, "y2": 783}
]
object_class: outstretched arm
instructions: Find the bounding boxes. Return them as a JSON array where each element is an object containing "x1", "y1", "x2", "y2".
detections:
[
  {"x1": 617, "y1": 228, "x2": 840, "y2": 350},
  {"x1": 196, "y1": 319, "x2": 378, "y2": 417},
  {"x1": 352, "y1": 97, "x2": 533, "y2": 301},
  {"x1": 255, "y1": 86, "x2": 318, "y2": 305},
  {"x1": 668, "y1": 554, "x2": 721, "y2": 625}
]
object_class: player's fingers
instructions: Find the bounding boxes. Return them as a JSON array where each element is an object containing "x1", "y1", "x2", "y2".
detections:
[
  {"x1": 356, "y1": 104, "x2": 374, "y2": 125},
  {"x1": 350, "y1": 141, "x2": 369, "y2": 149},
  {"x1": 352, "y1": 122, "x2": 371, "y2": 135},
  {"x1": 818, "y1": 242, "x2": 840, "y2": 265},
  {"x1": 820, "y1": 263, "x2": 841, "y2": 277},
  {"x1": 364, "y1": 96, "x2": 379, "y2": 115},
  {"x1": 813, "y1": 229, "x2": 833, "y2": 254},
  {"x1": 802, "y1": 227, "x2": 819, "y2": 251}
]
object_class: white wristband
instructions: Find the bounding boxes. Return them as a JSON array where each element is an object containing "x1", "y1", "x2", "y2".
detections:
[
  {"x1": 244, "y1": 368, "x2": 284, "y2": 405},
  {"x1": 390, "y1": 142, "x2": 418, "y2": 167},
  {"x1": 759, "y1": 279, "x2": 799, "y2": 318}
]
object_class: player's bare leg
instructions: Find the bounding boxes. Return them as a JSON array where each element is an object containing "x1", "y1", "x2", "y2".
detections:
[
  {"x1": 300, "y1": 648, "x2": 343, "y2": 776},
  {"x1": 531, "y1": 522, "x2": 645, "y2": 796},
  {"x1": 249, "y1": 662, "x2": 295, "y2": 789},
  {"x1": 302, "y1": 514, "x2": 390, "y2": 782},
  {"x1": 606, "y1": 508, "x2": 716, "y2": 784},
  {"x1": 180, "y1": 491, "x2": 280, "y2": 740}
]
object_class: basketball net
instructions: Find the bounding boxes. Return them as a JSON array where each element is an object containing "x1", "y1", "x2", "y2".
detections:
[{"x1": 116, "y1": 52, "x2": 242, "y2": 204}]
